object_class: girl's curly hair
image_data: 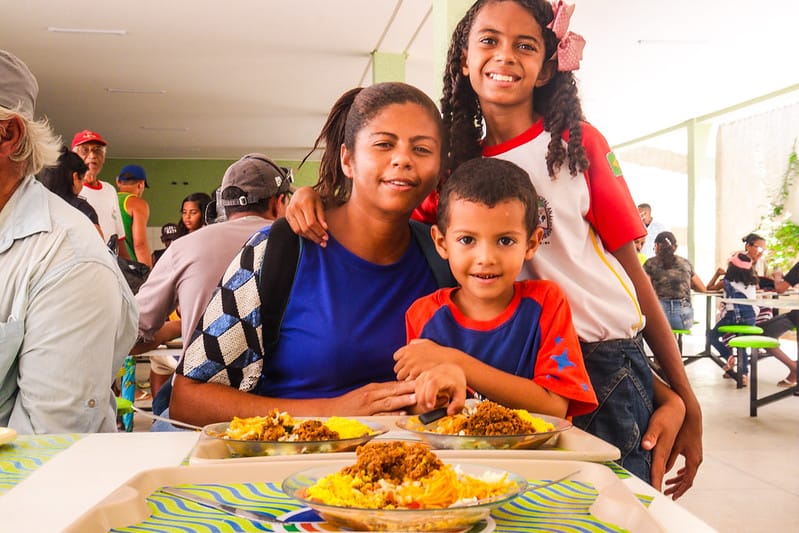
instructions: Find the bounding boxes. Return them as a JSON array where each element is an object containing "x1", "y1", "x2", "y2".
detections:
[{"x1": 441, "y1": 0, "x2": 588, "y2": 179}]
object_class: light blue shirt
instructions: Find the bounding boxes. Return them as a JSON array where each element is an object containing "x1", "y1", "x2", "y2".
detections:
[
  {"x1": 0, "y1": 176, "x2": 138, "y2": 434},
  {"x1": 642, "y1": 218, "x2": 669, "y2": 258}
]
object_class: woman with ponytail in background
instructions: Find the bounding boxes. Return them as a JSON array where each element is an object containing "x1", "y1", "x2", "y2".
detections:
[{"x1": 644, "y1": 231, "x2": 707, "y2": 331}]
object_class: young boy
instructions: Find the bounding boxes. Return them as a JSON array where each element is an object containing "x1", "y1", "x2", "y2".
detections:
[{"x1": 394, "y1": 158, "x2": 598, "y2": 418}]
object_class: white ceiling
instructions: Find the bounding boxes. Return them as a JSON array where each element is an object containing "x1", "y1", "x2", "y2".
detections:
[{"x1": 4, "y1": 0, "x2": 798, "y2": 161}]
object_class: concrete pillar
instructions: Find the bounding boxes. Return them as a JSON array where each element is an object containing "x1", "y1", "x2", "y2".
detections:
[
  {"x1": 686, "y1": 119, "x2": 716, "y2": 276},
  {"x1": 432, "y1": 0, "x2": 472, "y2": 99}
]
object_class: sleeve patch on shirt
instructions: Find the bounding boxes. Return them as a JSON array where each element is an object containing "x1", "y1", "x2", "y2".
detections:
[{"x1": 606, "y1": 151, "x2": 623, "y2": 177}]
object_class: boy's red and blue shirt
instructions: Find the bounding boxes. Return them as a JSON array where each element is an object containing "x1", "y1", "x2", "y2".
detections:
[{"x1": 406, "y1": 280, "x2": 597, "y2": 417}]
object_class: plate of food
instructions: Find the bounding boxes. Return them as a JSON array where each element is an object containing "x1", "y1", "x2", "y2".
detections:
[
  {"x1": 0, "y1": 427, "x2": 17, "y2": 446},
  {"x1": 395, "y1": 401, "x2": 572, "y2": 450},
  {"x1": 282, "y1": 441, "x2": 527, "y2": 532},
  {"x1": 202, "y1": 409, "x2": 388, "y2": 457}
]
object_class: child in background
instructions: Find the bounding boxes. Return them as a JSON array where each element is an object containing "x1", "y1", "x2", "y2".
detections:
[
  {"x1": 708, "y1": 253, "x2": 758, "y2": 384},
  {"x1": 396, "y1": 158, "x2": 597, "y2": 418},
  {"x1": 285, "y1": 0, "x2": 697, "y2": 496},
  {"x1": 176, "y1": 192, "x2": 212, "y2": 237}
]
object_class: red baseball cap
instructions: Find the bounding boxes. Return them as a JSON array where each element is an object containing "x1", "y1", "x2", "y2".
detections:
[{"x1": 71, "y1": 130, "x2": 107, "y2": 149}]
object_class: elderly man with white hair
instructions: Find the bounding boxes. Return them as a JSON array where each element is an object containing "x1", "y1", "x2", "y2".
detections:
[{"x1": 0, "y1": 49, "x2": 138, "y2": 434}]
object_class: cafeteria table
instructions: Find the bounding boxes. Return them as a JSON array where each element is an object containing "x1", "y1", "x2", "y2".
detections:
[
  {"x1": 0, "y1": 430, "x2": 715, "y2": 532},
  {"x1": 720, "y1": 296, "x2": 799, "y2": 415}
]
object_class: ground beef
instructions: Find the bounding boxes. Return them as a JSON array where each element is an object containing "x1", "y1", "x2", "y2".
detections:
[
  {"x1": 463, "y1": 401, "x2": 535, "y2": 436},
  {"x1": 257, "y1": 421, "x2": 287, "y2": 441},
  {"x1": 343, "y1": 441, "x2": 443, "y2": 483},
  {"x1": 293, "y1": 420, "x2": 340, "y2": 441}
]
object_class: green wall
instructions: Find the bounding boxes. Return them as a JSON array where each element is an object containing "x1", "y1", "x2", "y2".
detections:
[{"x1": 103, "y1": 158, "x2": 319, "y2": 226}]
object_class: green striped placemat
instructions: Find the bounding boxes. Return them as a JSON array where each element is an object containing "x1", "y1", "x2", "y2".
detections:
[
  {"x1": 112, "y1": 480, "x2": 652, "y2": 532},
  {"x1": 0, "y1": 434, "x2": 83, "y2": 494}
]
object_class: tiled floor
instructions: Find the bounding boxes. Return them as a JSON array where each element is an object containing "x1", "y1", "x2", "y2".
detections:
[
  {"x1": 666, "y1": 334, "x2": 799, "y2": 532},
  {"x1": 130, "y1": 334, "x2": 799, "y2": 532}
]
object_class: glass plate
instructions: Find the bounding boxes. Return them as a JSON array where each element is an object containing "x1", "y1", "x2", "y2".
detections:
[
  {"x1": 0, "y1": 427, "x2": 17, "y2": 446},
  {"x1": 395, "y1": 413, "x2": 571, "y2": 450},
  {"x1": 282, "y1": 462, "x2": 527, "y2": 532},
  {"x1": 202, "y1": 418, "x2": 387, "y2": 457}
]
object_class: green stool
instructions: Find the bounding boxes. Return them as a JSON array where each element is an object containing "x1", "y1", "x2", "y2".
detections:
[
  {"x1": 727, "y1": 336, "x2": 781, "y2": 416},
  {"x1": 718, "y1": 325, "x2": 764, "y2": 335},
  {"x1": 717, "y1": 325, "x2": 764, "y2": 388},
  {"x1": 672, "y1": 328, "x2": 691, "y2": 355}
]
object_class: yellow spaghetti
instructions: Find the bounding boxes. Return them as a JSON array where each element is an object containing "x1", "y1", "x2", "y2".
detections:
[
  {"x1": 302, "y1": 442, "x2": 514, "y2": 510},
  {"x1": 223, "y1": 410, "x2": 373, "y2": 441}
]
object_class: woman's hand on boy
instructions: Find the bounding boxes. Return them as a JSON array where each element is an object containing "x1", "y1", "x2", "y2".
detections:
[
  {"x1": 285, "y1": 186, "x2": 329, "y2": 246},
  {"x1": 394, "y1": 339, "x2": 459, "y2": 381}
]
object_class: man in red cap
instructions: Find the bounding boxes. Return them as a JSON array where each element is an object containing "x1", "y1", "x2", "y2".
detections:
[{"x1": 71, "y1": 129, "x2": 128, "y2": 255}]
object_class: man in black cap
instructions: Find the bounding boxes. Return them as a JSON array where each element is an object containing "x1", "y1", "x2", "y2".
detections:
[
  {"x1": 152, "y1": 222, "x2": 179, "y2": 265},
  {"x1": 0, "y1": 49, "x2": 137, "y2": 434},
  {"x1": 132, "y1": 154, "x2": 292, "y2": 406}
]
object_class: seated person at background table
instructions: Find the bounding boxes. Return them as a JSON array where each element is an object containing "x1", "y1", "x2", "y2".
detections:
[
  {"x1": 37, "y1": 145, "x2": 102, "y2": 237},
  {"x1": 634, "y1": 236, "x2": 647, "y2": 265},
  {"x1": 131, "y1": 153, "x2": 292, "y2": 406},
  {"x1": 151, "y1": 221, "x2": 179, "y2": 266},
  {"x1": 707, "y1": 233, "x2": 771, "y2": 291},
  {"x1": 169, "y1": 82, "x2": 457, "y2": 426},
  {"x1": 706, "y1": 232, "x2": 777, "y2": 348},
  {"x1": 395, "y1": 157, "x2": 598, "y2": 419},
  {"x1": 643, "y1": 231, "x2": 707, "y2": 332},
  {"x1": 759, "y1": 260, "x2": 799, "y2": 386},
  {"x1": 707, "y1": 253, "x2": 758, "y2": 384},
  {"x1": 0, "y1": 49, "x2": 137, "y2": 433},
  {"x1": 175, "y1": 191, "x2": 212, "y2": 238}
]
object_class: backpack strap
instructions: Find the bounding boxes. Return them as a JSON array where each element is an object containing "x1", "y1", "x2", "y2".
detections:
[
  {"x1": 259, "y1": 217, "x2": 302, "y2": 351},
  {"x1": 410, "y1": 219, "x2": 456, "y2": 289}
]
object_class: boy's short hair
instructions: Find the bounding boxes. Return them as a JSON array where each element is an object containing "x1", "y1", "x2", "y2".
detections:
[{"x1": 437, "y1": 158, "x2": 539, "y2": 236}]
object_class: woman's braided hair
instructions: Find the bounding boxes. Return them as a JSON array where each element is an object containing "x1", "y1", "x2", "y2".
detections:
[{"x1": 441, "y1": 0, "x2": 589, "y2": 179}]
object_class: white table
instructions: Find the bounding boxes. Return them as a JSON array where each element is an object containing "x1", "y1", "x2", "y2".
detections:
[{"x1": 0, "y1": 431, "x2": 716, "y2": 532}]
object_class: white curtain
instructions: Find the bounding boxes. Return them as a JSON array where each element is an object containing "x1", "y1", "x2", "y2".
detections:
[{"x1": 715, "y1": 102, "x2": 799, "y2": 270}]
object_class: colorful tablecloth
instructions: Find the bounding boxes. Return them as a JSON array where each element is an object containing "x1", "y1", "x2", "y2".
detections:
[
  {"x1": 112, "y1": 480, "x2": 652, "y2": 533},
  {"x1": 0, "y1": 434, "x2": 83, "y2": 494}
]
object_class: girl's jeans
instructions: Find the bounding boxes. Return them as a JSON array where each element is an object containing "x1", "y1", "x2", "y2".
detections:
[
  {"x1": 659, "y1": 298, "x2": 694, "y2": 330},
  {"x1": 708, "y1": 312, "x2": 751, "y2": 374},
  {"x1": 573, "y1": 336, "x2": 654, "y2": 483}
]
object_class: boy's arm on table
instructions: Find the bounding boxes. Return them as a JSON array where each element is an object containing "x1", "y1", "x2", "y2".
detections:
[
  {"x1": 613, "y1": 241, "x2": 703, "y2": 499},
  {"x1": 169, "y1": 374, "x2": 418, "y2": 426},
  {"x1": 394, "y1": 340, "x2": 569, "y2": 418}
]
